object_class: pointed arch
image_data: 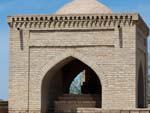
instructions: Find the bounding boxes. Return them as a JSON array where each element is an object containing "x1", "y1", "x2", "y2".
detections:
[
  {"x1": 40, "y1": 50, "x2": 106, "y2": 86},
  {"x1": 40, "y1": 50, "x2": 106, "y2": 113}
]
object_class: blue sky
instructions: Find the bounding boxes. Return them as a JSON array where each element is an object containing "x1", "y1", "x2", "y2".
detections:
[{"x1": 0, "y1": 0, "x2": 150, "y2": 100}]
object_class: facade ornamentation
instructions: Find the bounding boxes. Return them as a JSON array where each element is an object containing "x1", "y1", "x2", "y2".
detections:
[
  {"x1": 8, "y1": 0, "x2": 149, "y2": 113},
  {"x1": 7, "y1": 14, "x2": 148, "y2": 36}
]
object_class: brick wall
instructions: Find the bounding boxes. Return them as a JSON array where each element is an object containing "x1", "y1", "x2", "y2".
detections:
[{"x1": 8, "y1": 14, "x2": 149, "y2": 112}]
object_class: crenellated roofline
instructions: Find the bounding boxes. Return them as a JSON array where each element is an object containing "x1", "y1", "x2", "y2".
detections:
[{"x1": 7, "y1": 13, "x2": 149, "y2": 36}]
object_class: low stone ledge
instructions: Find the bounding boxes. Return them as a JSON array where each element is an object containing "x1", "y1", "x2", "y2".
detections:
[
  {"x1": 7, "y1": 109, "x2": 150, "y2": 113},
  {"x1": 77, "y1": 108, "x2": 150, "y2": 113},
  {"x1": 9, "y1": 110, "x2": 40, "y2": 113}
]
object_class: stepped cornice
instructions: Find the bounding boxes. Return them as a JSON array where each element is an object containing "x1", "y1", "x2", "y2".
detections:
[{"x1": 7, "y1": 13, "x2": 149, "y2": 36}]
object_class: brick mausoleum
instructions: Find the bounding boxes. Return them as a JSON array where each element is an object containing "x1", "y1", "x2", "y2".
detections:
[{"x1": 7, "y1": 0, "x2": 149, "y2": 113}]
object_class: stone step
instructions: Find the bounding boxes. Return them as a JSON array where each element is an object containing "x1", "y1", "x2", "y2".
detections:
[
  {"x1": 55, "y1": 100, "x2": 96, "y2": 104},
  {"x1": 53, "y1": 94, "x2": 99, "y2": 113},
  {"x1": 63, "y1": 94, "x2": 94, "y2": 97},
  {"x1": 58, "y1": 94, "x2": 99, "y2": 101},
  {"x1": 58, "y1": 96, "x2": 94, "y2": 101},
  {"x1": 54, "y1": 100, "x2": 96, "y2": 113}
]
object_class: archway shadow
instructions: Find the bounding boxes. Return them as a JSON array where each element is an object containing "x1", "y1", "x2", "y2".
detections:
[{"x1": 41, "y1": 56, "x2": 102, "y2": 113}]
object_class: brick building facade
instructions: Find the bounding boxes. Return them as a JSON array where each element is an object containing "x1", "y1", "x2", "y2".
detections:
[{"x1": 7, "y1": 0, "x2": 149, "y2": 113}]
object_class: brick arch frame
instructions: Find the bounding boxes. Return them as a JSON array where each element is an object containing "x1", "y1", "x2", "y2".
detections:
[
  {"x1": 39, "y1": 50, "x2": 107, "y2": 89},
  {"x1": 39, "y1": 50, "x2": 108, "y2": 111}
]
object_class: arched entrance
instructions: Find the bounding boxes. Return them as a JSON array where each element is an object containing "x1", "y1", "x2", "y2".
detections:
[{"x1": 41, "y1": 57, "x2": 102, "y2": 113}]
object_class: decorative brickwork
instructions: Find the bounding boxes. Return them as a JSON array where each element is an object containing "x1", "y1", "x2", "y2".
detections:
[
  {"x1": 7, "y1": 14, "x2": 148, "y2": 35},
  {"x1": 8, "y1": 14, "x2": 148, "y2": 111},
  {"x1": 8, "y1": 11, "x2": 149, "y2": 113}
]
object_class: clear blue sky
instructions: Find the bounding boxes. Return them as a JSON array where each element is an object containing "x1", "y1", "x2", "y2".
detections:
[{"x1": 0, "y1": 0, "x2": 150, "y2": 100}]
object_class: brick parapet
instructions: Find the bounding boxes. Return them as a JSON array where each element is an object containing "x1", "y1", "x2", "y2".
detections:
[{"x1": 7, "y1": 13, "x2": 149, "y2": 36}]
